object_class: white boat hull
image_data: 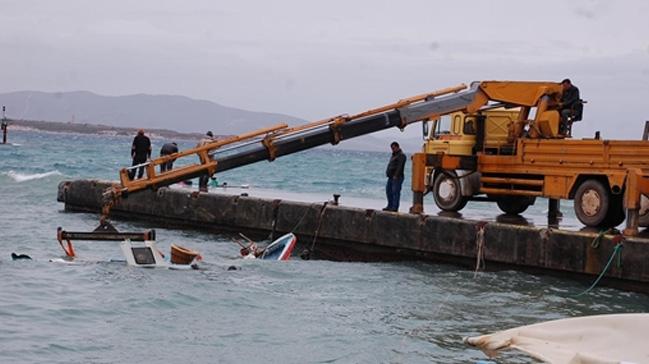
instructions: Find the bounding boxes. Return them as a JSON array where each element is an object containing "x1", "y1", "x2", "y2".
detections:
[{"x1": 120, "y1": 240, "x2": 199, "y2": 269}]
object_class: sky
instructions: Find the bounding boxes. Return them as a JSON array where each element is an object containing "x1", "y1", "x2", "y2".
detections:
[{"x1": 1, "y1": 0, "x2": 649, "y2": 144}]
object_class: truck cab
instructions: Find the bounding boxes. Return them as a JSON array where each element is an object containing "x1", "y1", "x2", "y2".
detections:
[
  {"x1": 420, "y1": 109, "x2": 522, "y2": 212},
  {"x1": 423, "y1": 109, "x2": 519, "y2": 156}
]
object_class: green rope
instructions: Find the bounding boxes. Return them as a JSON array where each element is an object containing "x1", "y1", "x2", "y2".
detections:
[
  {"x1": 576, "y1": 242, "x2": 624, "y2": 296},
  {"x1": 590, "y1": 228, "x2": 618, "y2": 249}
]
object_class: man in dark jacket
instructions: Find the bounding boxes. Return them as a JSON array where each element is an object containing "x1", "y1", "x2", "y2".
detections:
[
  {"x1": 384, "y1": 141, "x2": 407, "y2": 212},
  {"x1": 559, "y1": 79, "x2": 581, "y2": 133},
  {"x1": 159, "y1": 142, "x2": 179, "y2": 173},
  {"x1": 128, "y1": 129, "x2": 151, "y2": 180},
  {"x1": 197, "y1": 131, "x2": 214, "y2": 192}
]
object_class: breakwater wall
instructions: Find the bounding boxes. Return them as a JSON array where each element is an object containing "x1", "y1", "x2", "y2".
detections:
[{"x1": 58, "y1": 180, "x2": 649, "y2": 293}]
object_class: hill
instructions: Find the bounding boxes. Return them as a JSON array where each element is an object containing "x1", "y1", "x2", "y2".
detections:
[
  {"x1": 0, "y1": 90, "x2": 421, "y2": 152},
  {"x1": 0, "y1": 90, "x2": 304, "y2": 135}
]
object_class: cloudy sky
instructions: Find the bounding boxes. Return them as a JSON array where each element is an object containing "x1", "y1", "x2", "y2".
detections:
[{"x1": 1, "y1": 0, "x2": 648, "y2": 141}]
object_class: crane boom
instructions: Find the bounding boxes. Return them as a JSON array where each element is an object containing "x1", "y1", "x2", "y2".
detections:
[{"x1": 106, "y1": 81, "x2": 563, "y2": 201}]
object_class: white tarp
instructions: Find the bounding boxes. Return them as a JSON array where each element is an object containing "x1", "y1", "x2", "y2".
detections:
[{"x1": 465, "y1": 313, "x2": 649, "y2": 364}]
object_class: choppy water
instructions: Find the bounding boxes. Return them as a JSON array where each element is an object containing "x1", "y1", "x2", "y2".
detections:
[{"x1": 1, "y1": 130, "x2": 648, "y2": 363}]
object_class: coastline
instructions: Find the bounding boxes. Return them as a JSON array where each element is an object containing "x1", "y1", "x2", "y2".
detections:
[
  {"x1": 4, "y1": 118, "x2": 221, "y2": 141},
  {"x1": 2, "y1": 118, "x2": 390, "y2": 152}
]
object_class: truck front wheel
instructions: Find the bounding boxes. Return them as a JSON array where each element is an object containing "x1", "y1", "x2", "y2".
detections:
[
  {"x1": 496, "y1": 196, "x2": 536, "y2": 215},
  {"x1": 433, "y1": 172, "x2": 468, "y2": 212},
  {"x1": 574, "y1": 179, "x2": 610, "y2": 227}
]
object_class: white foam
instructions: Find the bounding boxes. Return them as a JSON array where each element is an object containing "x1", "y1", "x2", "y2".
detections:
[{"x1": 4, "y1": 170, "x2": 62, "y2": 182}]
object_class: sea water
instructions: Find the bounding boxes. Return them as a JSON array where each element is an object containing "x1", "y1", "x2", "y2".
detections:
[{"x1": 1, "y1": 130, "x2": 648, "y2": 364}]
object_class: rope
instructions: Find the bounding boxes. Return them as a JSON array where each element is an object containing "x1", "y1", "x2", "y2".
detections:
[
  {"x1": 576, "y1": 237, "x2": 624, "y2": 296},
  {"x1": 267, "y1": 199, "x2": 281, "y2": 241},
  {"x1": 590, "y1": 228, "x2": 618, "y2": 249},
  {"x1": 301, "y1": 202, "x2": 328, "y2": 260},
  {"x1": 291, "y1": 202, "x2": 326, "y2": 233},
  {"x1": 473, "y1": 222, "x2": 487, "y2": 278},
  {"x1": 266, "y1": 200, "x2": 322, "y2": 240}
]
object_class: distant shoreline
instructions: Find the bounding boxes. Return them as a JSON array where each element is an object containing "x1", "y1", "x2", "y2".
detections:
[
  {"x1": 4, "y1": 119, "x2": 221, "y2": 141},
  {"x1": 2, "y1": 118, "x2": 403, "y2": 153}
]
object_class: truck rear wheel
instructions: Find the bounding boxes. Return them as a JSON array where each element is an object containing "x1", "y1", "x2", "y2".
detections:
[
  {"x1": 496, "y1": 196, "x2": 536, "y2": 215},
  {"x1": 433, "y1": 172, "x2": 468, "y2": 212},
  {"x1": 574, "y1": 179, "x2": 610, "y2": 227}
]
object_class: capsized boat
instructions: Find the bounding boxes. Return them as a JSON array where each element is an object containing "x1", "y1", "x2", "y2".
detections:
[
  {"x1": 56, "y1": 223, "x2": 201, "y2": 269},
  {"x1": 238, "y1": 233, "x2": 297, "y2": 261},
  {"x1": 261, "y1": 233, "x2": 297, "y2": 260},
  {"x1": 120, "y1": 240, "x2": 201, "y2": 270},
  {"x1": 464, "y1": 313, "x2": 649, "y2": 364}
]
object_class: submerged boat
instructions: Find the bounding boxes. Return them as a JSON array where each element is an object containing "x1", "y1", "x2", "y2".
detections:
[
  {"x1": 56, "y1": 224, "x2": 201, "y2": 270},
  {"x1": 121, "y1": 240, "x2": 200, "y2": 269},
  {"x1": 260, "y1": 233, "x2": 297, "y2": 261},
  {"x1": 239, "y1": 233, "x2": 297, "y2": 260}
]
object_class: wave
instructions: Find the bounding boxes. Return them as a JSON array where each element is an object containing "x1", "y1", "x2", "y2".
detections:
[{"x1": 3, "y1": 170, "x2": 62, "y2": 182}]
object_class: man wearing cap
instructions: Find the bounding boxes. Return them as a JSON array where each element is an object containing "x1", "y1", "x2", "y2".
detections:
[
  {"x1": 197, "y1": 131, "x2": 215, "y2": 192},
  {"x1": 129, "y1": 129, "x2": 151, "y2": 180}
]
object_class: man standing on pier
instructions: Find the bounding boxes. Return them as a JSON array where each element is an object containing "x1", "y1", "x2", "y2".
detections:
[
  {"x1": 384, "y1": 141, "x2": 406, "y2": 212},
  {"x1": 197, "y1": 131, "x2": 214, "y2": 192},
  {"x1": 129, "y1": 129, "x2": 151, "y2": 180},
  {"x1": 159, "y1": 142, "x2": 179, "y2": 172}
]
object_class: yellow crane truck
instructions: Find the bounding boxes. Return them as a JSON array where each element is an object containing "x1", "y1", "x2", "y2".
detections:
[
  {"x1": 105, "y1": 80, "x2": 649, "y2": 235},
  {"x1": 409, "y1": 81, "x2": 649, "y2": 235}
]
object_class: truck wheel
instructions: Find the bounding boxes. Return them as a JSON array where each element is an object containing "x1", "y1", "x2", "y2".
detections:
[
  {"x1": 433, "y1": 172, "x2": 468, "y2": 211},
  {"x1": 496, "y1": 196, "x2": 536, "y2": 215},
  {"x1": 574, "y1": 179, "x2": 610, "y2": 227}
]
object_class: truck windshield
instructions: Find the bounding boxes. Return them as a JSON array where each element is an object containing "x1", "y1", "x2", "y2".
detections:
[{"x1": 433, "y1": 115, "x2": 452, "y2": 139}]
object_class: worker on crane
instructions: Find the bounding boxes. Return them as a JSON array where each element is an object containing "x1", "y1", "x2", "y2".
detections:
[{"x1": 558, "y1": 79, "x2": 582, "y2": 134}]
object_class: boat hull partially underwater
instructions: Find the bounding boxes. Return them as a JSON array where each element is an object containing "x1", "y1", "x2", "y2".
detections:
[
  {"x1": 55, "y1": 225, "x2": 201, "y2": 270},
  {"x1": 121, "y1": 240, "x2": 200, "y2": 270},
  {"x1": 261, "y1": 233, "x2": 297, "y2": 261}
]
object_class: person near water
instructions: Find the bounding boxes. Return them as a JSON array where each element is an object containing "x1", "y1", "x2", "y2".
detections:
[
  {"x1": 197, "y1": 131, "x2": 214, "y2": 192},
  {"x1": 129, "y1": 129, "x2": 151, "y2": 180},
  {"x1": 159, "y1": 142, "x2": 179, "y2": 173},
  {"x1": 383, "y1": 141, "x2": 406, "y2": 212}
]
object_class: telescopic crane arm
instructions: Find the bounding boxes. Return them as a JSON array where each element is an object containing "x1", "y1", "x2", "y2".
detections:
[{"x1": 107, "y1": 81, "x2": 563, "y2": 201}]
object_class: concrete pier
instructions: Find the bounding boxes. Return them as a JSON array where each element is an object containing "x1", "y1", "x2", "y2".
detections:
[{"x1": 58, "y1": 179, "x2": 649, "y2": 293}]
